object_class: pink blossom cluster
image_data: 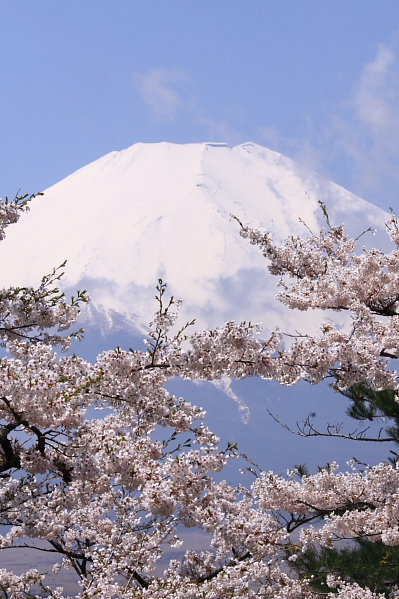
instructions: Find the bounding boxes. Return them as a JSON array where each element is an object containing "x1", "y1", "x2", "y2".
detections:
[
  {"x1": 238, "y1": 213, "x2": 399, "y2": 390},
  {"x1": 0, "y1": 195, "x2": 29, "y2": 240},
  {"x1": 254, "y1": 461, "x2": 399, "y2": 550}
]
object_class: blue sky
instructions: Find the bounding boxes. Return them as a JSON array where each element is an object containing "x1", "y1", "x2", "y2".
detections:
[{"x1": 1, "y1": 2, "x2": 399, "y2": 210}]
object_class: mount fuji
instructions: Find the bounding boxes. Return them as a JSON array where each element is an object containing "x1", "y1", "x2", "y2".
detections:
[
  {"x1": 0, "y1": 141, "x2": 389, "y2": 343},
  {"x1": 0, "y1": 141, "x2": 391, "y2": 477}
]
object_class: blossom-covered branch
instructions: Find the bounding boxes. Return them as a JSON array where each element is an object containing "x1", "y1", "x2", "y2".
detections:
[{"x1": 232, "y1": 210, "x2": 399, "y2": 391}]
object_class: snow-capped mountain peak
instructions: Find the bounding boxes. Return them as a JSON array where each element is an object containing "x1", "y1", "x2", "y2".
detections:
[{"x1": 0, "y1": 141, "x2": 388, "y2": 336}]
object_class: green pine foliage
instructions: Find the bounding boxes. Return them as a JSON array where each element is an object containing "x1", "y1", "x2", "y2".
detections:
[
  {"x1": 341, "y1": 381, "x2": 399, "y2": 453},
  {"x1": 288, "y1": 539, "x2": 399, "y2": 596}
]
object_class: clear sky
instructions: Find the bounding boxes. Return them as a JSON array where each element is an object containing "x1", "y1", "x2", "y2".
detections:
[{"x1": 1, "y1": 2, "x2": 399, "y2": 210}]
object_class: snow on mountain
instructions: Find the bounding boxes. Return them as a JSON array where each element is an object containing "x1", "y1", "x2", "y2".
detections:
[{"x1": 0, "y1": 141, "x2": 389, "y2": 338}]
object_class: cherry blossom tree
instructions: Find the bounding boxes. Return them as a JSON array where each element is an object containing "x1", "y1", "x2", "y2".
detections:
[
  {"x1": 232, "y1": 207, "x2": 399, "y2": 598},
  {"x1": 1, "y1": 195, "x2": 399, "y2": 598}
]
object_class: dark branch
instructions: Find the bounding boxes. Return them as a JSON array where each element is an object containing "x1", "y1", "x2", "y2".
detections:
[{"x1": 266, "y1": 411, "x2": 397, "y2": 443}]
